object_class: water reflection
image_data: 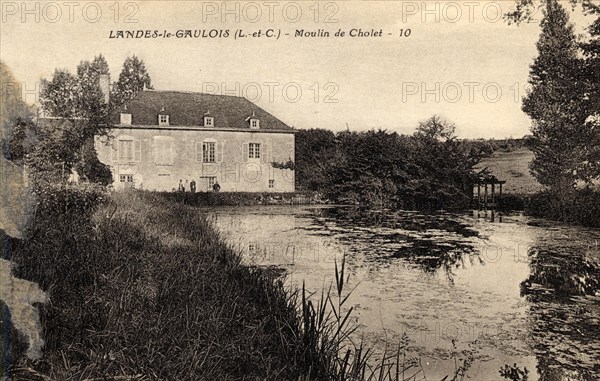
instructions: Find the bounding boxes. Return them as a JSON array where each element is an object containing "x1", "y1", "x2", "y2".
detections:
[
  {"x1": 310, "y1": 207, "x2": 484, "y2": 283},
  {"x1": 206, "y1": 206, "x2": 600, "y2": 381},
  {"x1": 521, "y1": 237, "x2": 600, "y2": 381}
]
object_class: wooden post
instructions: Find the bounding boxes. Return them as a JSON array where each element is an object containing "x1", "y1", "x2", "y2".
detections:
[
  {"x1": 477, "y1": 184, "x2": 481, "y2": 210},
  {"x1": 484, "y1": 184, "x2": 488, "y2": 210},
  {"x1": 491, "y1": 183, "x2": 495, "y2": 206}
]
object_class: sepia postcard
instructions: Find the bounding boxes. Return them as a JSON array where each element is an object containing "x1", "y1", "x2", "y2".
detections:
[{"x1": 1, "y1": 1, "x2": 599, "y2": 380}]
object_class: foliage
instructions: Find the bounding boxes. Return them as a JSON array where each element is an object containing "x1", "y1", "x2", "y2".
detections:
[
  {"x1": 111, "y1": 55, "x2": 154, "y2": 108},
  {"x1": 499, "y1": 364, "x2": 529, "y2": 381},
  {"x1": 526, "y1": 188, "x2": 600, "y2": 227},
  {"x1": 6, "y1": 190, "x2": 471, "y2": 381},
  {"x1": 272, "y1": 158, "x2": 295, "y2": 171},
  {"x1": 33, "y1": 54, "x2": 155, "y2": 185},
  {"x1": 35, "y1": 55, "x2": 112, "y2": 184},
  {"x1": 507, "y1": 0, "x2": 600, "y2": 190},
  {"x1": 1, "y1": 61, "x2": 36, "y2": 162},
  {"x1": 522, "y1": 0, "x2": 594, "y2": 189},
  {"x1": 73, "y1": 139, "x2": 113, "y2": 185},
  {"x1": 295, "y1": 128, "x2": 337, "y2": 191},
  {"x1": 295, "y1": 116, "x2": 490, "y2": 209}
]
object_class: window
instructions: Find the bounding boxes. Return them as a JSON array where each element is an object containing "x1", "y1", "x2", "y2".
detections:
[
  {"x1": 269, "y1": 179, "x2": 275, "y2": 189},
  {"x1": 112, "y1": 135, "x2": 140, "y2": 162},
  {"x1": 119, "y1": 174, "x2": 134, "y2": 183},
  {"x1": 203, "y1": 142, "x2": 216, "y2": 163},
  {"x1": 249, "y1": 143, "x2": 261, "y2": 159},
  {"x1": 204, "y1": 116, "x2": 214, "y2": 127},
  {"x1": 154, "y1": 137, "x2": 174, "y2": 165},
  {"x1": 118, "y1": 139, "x2": 133, "y2": 161},
  {"x1": 158, "y1": 114, "x2": 169, "y2": 125},
  {"x1": 250, "y1": 119, "x2": 260, "y2": 129}
]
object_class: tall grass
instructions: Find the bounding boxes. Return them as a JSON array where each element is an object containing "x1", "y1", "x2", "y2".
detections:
[{"x1": 6, "y1": 188, "x2": 477, "y2": 380}]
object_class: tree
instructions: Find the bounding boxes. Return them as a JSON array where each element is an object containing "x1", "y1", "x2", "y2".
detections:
[
  {"x1": 40, "y1": 69, "x2": 79, "y2": 118},
  {"x1": 522, "y1": 0, "x2": 591, "y2": 189},
  {"x1": 37, "y1": 55, "x2": 113, "y2": 184},
  {"x1": 507, "y1": 0, "x2": 600, "y2": 186},
  {"x1": 294, "y1": 128, "x2": 336, "y2": 191},
  {"x1": 112, "y1": 55, "x2": 153, "y2": 107},
  {"x1": 1, "y1": 61, "x2": 36, "y2": 162},
  {"x1": 410, "y1": 115, "x2": 486, "y2": 208}
]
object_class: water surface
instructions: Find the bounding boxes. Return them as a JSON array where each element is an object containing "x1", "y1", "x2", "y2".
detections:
[{"x1": 206, "y1": 206, "x2": 600, "y2": 381}]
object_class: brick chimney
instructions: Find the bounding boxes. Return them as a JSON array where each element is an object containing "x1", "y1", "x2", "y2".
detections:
[{"x1": 98, "y1": 74, "x2": 110, "y2": 104}]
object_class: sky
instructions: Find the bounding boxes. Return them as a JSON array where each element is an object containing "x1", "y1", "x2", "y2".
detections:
[{"x1": 1, "y1": 1, "x2": 595, "y2": 138}]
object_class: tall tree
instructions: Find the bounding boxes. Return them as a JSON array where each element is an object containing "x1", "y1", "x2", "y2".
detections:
[
  {"x1": 522, "y1": 0, "x2": 590, "y2": 189},
  {"x1": 507, "y1": 0, "x2": 600, "y2": 186},
  {"x1": 37, "y1": 55, "x2": 112, "y2": 183},
  {"x1": 580, "y1": 2, "x2": 600, "y2": 182},
  {"x1": 112, "y1": 55, "x2": 153, "y2": 107}
]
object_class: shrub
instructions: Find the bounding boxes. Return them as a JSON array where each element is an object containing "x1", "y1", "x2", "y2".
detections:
[{"x1": 526, "y1": 189, "x2": 600, "y2": 227}]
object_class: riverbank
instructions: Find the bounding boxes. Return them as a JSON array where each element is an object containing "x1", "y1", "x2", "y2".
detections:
[
  {"x1": 158, "y1": 190, "x2": 324, "y2": 206},
  {"x1": 4, "y1": 187, "x2": 346, "y2": 380}
]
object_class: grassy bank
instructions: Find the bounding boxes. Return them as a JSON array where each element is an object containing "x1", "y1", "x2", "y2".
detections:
[
  {"x1": 157, "y1": 190, "x2": 321, "y2": 207},
  {"x1": 6, "y1": 186, "x2": 445, "y2": 380},
  {"x1": 5, "y1": 187, "x2": 339, "y2": 380}
]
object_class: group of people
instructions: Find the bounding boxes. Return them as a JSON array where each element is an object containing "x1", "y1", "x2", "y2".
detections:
[{"x1": 177, "y1": 179, "x2": 220, "y2": 193}]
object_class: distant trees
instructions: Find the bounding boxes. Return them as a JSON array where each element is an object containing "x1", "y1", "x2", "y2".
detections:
[{"x1": 295, "y1": 115, "x2": 491, "y2": 209}]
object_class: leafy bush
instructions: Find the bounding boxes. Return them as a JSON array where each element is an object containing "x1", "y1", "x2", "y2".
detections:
[
  {"x1": 295, "y1": 117, "x2": 489, "y2": 210},
  {"x1": 498, "y1": 194, "x2": 528, "y2": 210},
  {"x1": 526, "y1": 189, "x2": 600, "y2": 227}
]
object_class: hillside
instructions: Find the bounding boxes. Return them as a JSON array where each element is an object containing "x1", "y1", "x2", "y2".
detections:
[{"x1": 476, "y1": 148, "x2": 543, "y2": 195}]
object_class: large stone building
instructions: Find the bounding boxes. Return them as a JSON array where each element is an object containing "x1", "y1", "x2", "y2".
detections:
[{"x1": 96, "y1": 90, "x2": 295, "y2": 192}]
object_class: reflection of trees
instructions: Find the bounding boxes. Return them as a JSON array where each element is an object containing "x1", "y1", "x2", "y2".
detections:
[
  {"x1": 308, "y1": 207, "x2": 483, "y2": 282},
  {"x1": 520, "y1": 243, "x2": 600, "y2": 381}
]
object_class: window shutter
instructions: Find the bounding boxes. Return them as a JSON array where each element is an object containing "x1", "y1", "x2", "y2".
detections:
[
  {"x1": 242, "y1": 143, "x2": 249, "y2": 162},
  {"x1": 134, "y1": 140, "x2": 141, "y2": 162},
  {"x1": 196, "y1": 142, "x2": 203, "y2": 163},
  {"x1": 261, "y1": 143, "x2": 269, "y2": 164},
  {"x1": 111, "y1": 141, "x2": 118, "y2": 161},
  {"x1": 217, "y1": 142, "x2": 223, "y2": 163}
]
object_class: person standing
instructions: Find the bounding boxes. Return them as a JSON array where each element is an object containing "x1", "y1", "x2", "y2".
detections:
[
  {"x1": 190, "y1": 179, "x2": 196, "y2": 194},
  {"x1": 178, "y1": 179, "x2": 185, "y2": 192}
]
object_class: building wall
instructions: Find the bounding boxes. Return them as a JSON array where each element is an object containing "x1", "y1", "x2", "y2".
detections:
[{"x1": 96, "y1": 127, "x2": 295, "y2": 192}]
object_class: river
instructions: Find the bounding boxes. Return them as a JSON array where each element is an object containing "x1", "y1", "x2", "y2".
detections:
[{"x1": 206, "y1": 206, "x2": 600, "y2": 381}]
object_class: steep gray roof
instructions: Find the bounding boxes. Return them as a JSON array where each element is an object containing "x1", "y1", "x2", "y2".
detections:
[{"x1": 111, "y1": 90, "x2": 293, "y2": 131}]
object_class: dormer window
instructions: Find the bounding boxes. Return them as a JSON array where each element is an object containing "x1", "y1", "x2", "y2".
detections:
[
  {"x1": 246, "y1": 111, "x2": 260, "y2": 129},
  {"x1": 158, "y1": 114, "x2": 169, "y2": 126},
  {"x1": 204, "y1": 116, "x2": 214, "y2": 127},
  {"x1": 120, "y1": 112, "x2": 132, "y2": 125}
]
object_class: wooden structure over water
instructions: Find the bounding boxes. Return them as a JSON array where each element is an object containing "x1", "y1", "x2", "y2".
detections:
[{"x1": 472, "y1": 176, "x2": 506, "y2": 210}]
